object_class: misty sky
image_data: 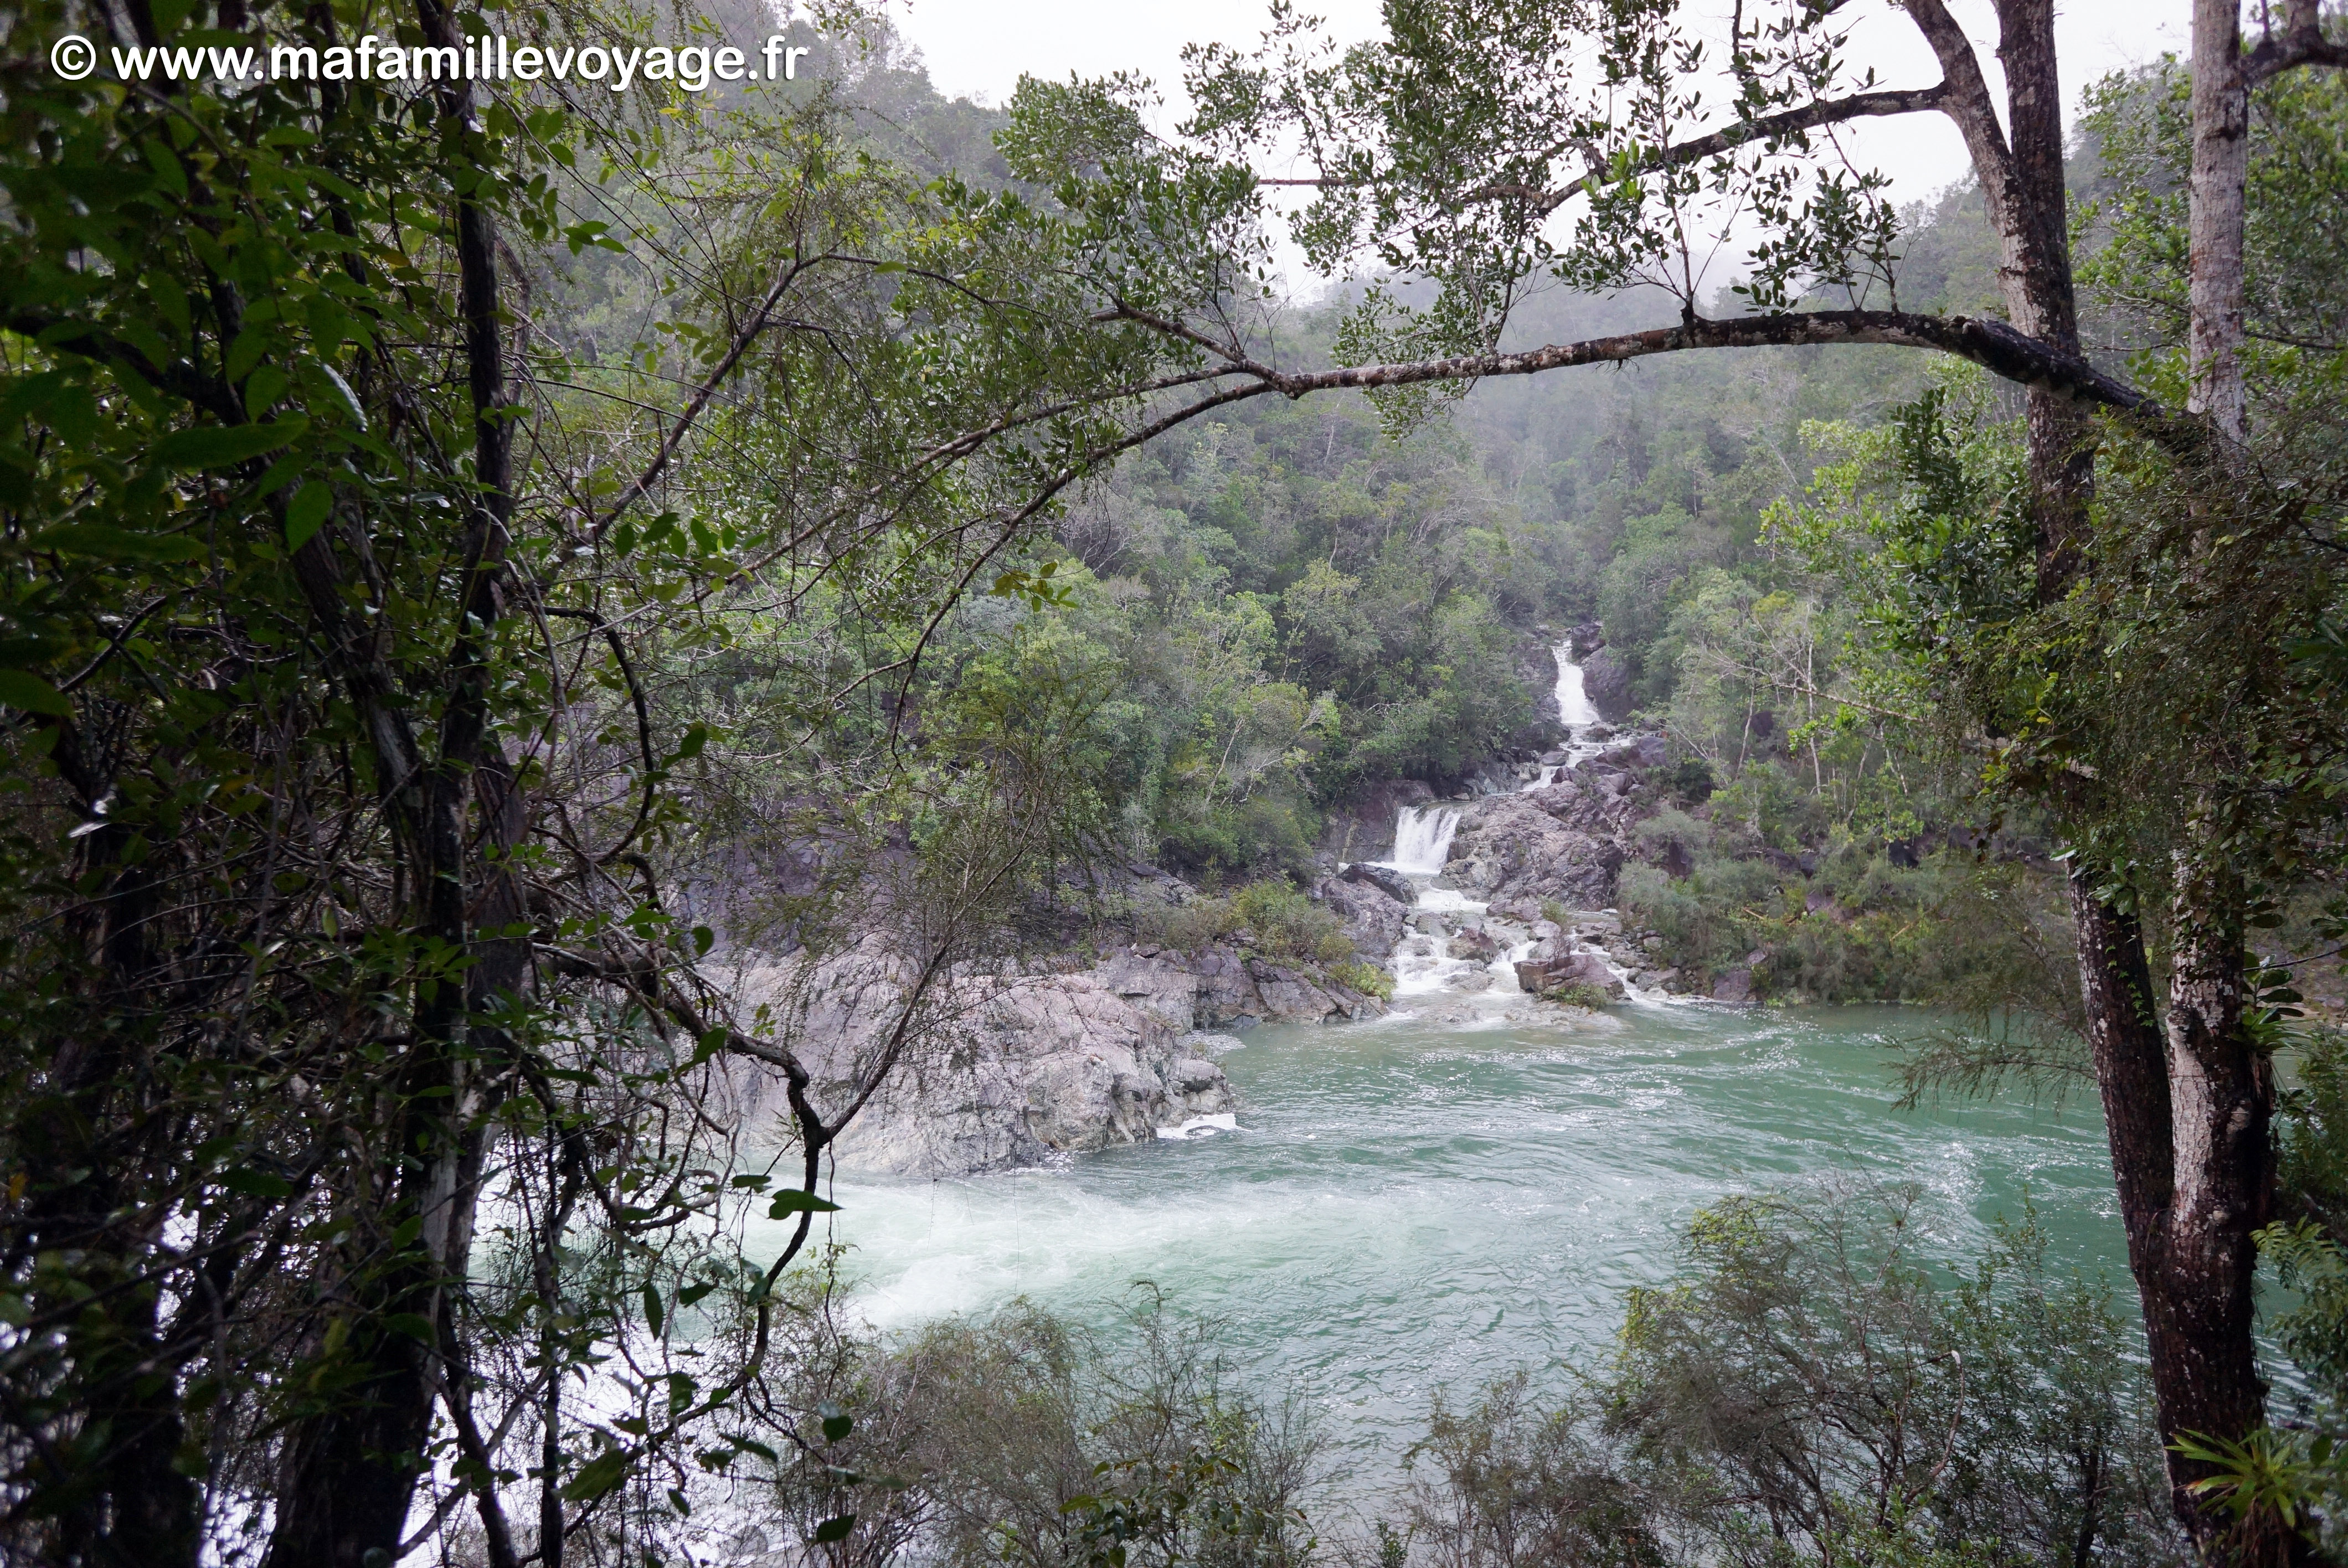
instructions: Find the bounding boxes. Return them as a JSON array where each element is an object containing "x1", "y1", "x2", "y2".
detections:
[{"x1": 883, "y1": 0, "x2": 2191, "y2": 207}]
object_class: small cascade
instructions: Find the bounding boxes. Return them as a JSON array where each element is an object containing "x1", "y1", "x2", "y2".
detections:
[
  {"x1": 1554, "y1": 646, "x2": 1602, "y2": 729},
  {"x1": 1522, "y1": 641, "x2": 1611, "y2": 792},
  {"x1": 1384, "y1": 805, "x2": 1462, "y2": 874},
  {"x1": 1389, "y1": 886, "x2": 1489, "y2": 997}
]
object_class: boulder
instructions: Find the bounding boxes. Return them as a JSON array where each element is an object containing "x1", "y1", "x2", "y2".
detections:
[
  {"x1": 1579, "y1": 646, "x2": 1635, "y2": 720},
  {"x1": 1515, "y1": 951, "x2": 1626, "y2": 1002},
  {"x1": 1317, "y1": 874, "x2": 1410, "y2": 960},
  {"x1": 1595, "y1": 734, "x2": 1670, "y2": 771},
  {"x1": 1712, "y1": 967, "x2": 1757, "y2": 1005},
  {"x1": 1450, "y1": 926, "x2": 1501, "y2": 962},
  {"x1": 1444, "y1": 791, "x2": 1627, "y2": 909},
  {"x1": 1341, "y1": 860, "x2": 1418, "y2": 906}
]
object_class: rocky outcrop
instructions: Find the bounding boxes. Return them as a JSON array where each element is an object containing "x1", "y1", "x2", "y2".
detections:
[
  {"x1": 1113, "y1": 945, "x2": 1382, "y2": 1031},
  {"x1": 1442, "y1": 774, "x2": 1636, "y2": 909},
  {"x1": 736, "y1": 930, "x2": 1383, "y2": 1178},
  {"x1": 1579, "y1": 645, "x2": 1635, "y2": 720},
  {"x1": 1319, "y1": 871, "x2": 1411, "y2": 958}
]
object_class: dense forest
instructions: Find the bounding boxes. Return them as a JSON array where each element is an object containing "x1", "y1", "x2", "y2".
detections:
[{"x1": 1, "y1": 0, "x2": 2345, "y2": 1566}]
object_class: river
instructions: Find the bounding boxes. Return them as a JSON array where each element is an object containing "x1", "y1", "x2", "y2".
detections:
[{"x1": 803, "y1": 998, "x2": 2128, "y2": 1492}]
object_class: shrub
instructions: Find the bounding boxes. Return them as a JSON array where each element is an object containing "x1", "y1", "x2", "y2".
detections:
[
  {"x1": 1230, "y1": 880, "x2": 1355, "y2": 965},
  {"x1": 1135, "y1": 880, "x2": 1358, "y2": 968},
  {"x1": 1135, "y1": 896, "x2": 1240, "y2": 952},
  {"x1": 1331, "y1": 960, "x2": 1396, "y2": 1000},
  {"x1": 1394, "y1": 1185, "x2": 2175, "y2": 1568}
]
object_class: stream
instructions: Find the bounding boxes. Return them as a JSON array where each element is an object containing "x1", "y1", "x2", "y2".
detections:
[
  {"x1": 807, "y1": 1002, "x2": 2125, "y2": 1491},
  {"x1": 776, "y1": 642, "x2": 2132, "y2": 1494}
]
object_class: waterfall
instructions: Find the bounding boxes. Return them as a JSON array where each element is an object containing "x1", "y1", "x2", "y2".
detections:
[
  {"x1": 1522, "y1": 642, "x2": 1609, "y2": 793},
  {"x1": 1553, "y1": 643, "x2": 1602, "y2": 729},
  {"x1": 1388, "y1": 805, "x2": 1462, "y2": 874}
]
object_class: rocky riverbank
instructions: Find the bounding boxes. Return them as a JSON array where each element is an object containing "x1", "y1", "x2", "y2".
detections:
[
  {"x1": 727, "y1": 644, "x2": 1708, "y2": 1179},
  {"x1": 732, "y1": 920, "x2": 1387, "y2": 1178}
]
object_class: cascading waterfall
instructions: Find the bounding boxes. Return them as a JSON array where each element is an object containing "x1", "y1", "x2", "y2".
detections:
[
  {"x1": 1386, "y1": 805, "x2": 1462, "y2": 874},
  {"x1": 1554, "y1": 645, "x2": 1602, "y2": 729},
  {"x1": 1522, "y1": 641, "x2": 1610, "y2": 791}
]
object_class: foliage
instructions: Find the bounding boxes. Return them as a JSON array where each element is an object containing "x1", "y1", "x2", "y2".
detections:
[
  {"x1": 0, "y1": 1, "x2": 1246, "y2": 1559},
  {"x1": 1398, "y1": 1187, "x2": 2176, "y2": 1568},
  {"x1": 880, "y1": 1297, "x2": 1321, "y2": 1568},
  {"x1": 1133, "y1": 880, "x2": 1361, "y2": 971}
]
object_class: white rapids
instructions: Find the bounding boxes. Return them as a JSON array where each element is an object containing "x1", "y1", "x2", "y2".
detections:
[
  {"x1": 1523, "y1": 640, "x2": 1611, "y2": 790},
  {"x1": 1382, "y1": 805, "x2": 1463, "y2": 874}
]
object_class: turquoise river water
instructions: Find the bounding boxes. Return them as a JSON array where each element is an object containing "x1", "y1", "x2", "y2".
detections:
[{"x1": 781, "y1": 998, "x2": 2131, "y2": 1489}]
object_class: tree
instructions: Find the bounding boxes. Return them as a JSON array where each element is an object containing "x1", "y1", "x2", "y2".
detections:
[
  {"x1": 992, "y1": 0, "x2": 2345, "y2": 1547},
  {"x1": 0, "y1": 2, "x2": 1203, "y2": 1562}
]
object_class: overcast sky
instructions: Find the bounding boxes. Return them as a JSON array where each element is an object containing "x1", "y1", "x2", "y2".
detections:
[{"x1": 882, "y1": 0, "x2": 2191, "y2": 207}]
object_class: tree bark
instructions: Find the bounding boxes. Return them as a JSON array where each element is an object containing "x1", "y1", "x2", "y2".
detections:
[
  {"x1": 2157, "y1": 842, "x2": 2275, "y2": 1539},
  {"x1": 263, "y1": 2, "x2": 520, "y2": 1560},
  {"x1": 2187, "y1": 0, "x2": 2252, "y2": 450}
]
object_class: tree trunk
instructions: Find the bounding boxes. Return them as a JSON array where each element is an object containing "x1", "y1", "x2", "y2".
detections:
[
  {"x1": 1992, "y1": 0, "x2": 2279, "y2": 1548},
  {"x1": 263, "y1": 2, "x2": 520, "y2": 1559},
  {"x1": 2187, "y1": 0, "x2": 2252, "y2": 449}
]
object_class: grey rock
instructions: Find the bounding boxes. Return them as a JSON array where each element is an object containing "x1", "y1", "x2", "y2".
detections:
[
  {"x1": 734, "y1": 929, "x2": 1383, "y2": 1179},
  {"x1": 1579, "y1": 646, "x2": 1635, "y2": 720},
  {"x1": 1443, "y1": 791, "x2": 1628, "y2": 910},
  {"x1": 1450, "y1": 926, "x2": 1501, "y2": 962},
  {"x1": 1170, "y1": 1058, "x2": 1224, "y2": 1094},
  {"x1": 1514, "y1": 951, "x2": 1626, "y2": 1002},
  {"x1": 1340, "y1": 859, "x2": 1418, "y2": 906},
  {"x1": 1712, "y1": 967, "x2": 1757, "y2": 1005}
]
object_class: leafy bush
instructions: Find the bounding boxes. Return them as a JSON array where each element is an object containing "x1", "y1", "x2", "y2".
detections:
[
  {"x1": 1397, "y1": 1185, "x2": 2176, "y2": 1568},
  {"x1": 1136, "y1": 881, "x2": 1358, "y2": 968},
  {"x1": 763, "y1": 1293, "x2": 1321, "y2": 1568},
  {"x1": 1231, "y1": 881, "x2": 1356, "y2": 964},
  {"x1": 1136, "y1": 896, "x2": 1243, "y2": 952},
  {"x1": 1331, "y1": 960, "x2": 1397, "y2": 1000}
]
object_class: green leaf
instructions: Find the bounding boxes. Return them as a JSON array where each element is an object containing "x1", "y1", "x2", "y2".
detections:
[
  {"x1": 0, "y1": 671, "x2": 69, "y2": 716},
  {"x1": 383, "y1": 1312, "x2": 437, "y2": 1343},
  {"x1": 767, "y1": 1189, "x2": 841, "y2": 1219},
  {"x1": 153, "y1": 418, "x2": 307, "y2": 471},
  {"x1": 29, "y1": 523, "x2": 204, "y2": 564},
  {"x1": 642, "y1": 1282, "x2": 665, "y2": 1338},
  {"x1": 560, "y1": 1449, "x2": 632, "y2": 1502},
  {"x1": 285, "y1": 482, "x2": 334, "y2": 550},
  {"x1": 142, "y1": 139, "x2": 189, "y2": 199},
  {"x1": 811, "y1": 1514, "x2": 857, "y2": 1544},
  {"x1": 219, "y1": 1168, "x2": 293, "y2": 1199},
  {"x1": 245, "y1": 365, "x2": 290, "y2": 413},
  {"x1": 822, "y1": 1411, "x2": 853, "y2": 1443}
]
